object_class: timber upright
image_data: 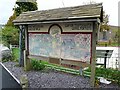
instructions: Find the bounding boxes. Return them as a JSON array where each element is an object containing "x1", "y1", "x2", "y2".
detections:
[{"x1": 13, "y1": 3, "x2": 103, "y2": 87}]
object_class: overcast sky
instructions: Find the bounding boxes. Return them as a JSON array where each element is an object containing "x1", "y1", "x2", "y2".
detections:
[{"x1": 0, "y1": 0, "x2": 119, "y2": 26}]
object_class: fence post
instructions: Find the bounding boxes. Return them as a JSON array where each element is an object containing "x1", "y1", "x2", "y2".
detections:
[
  {"x1": 104, "y1": 50, "x2": 109, "y2": 68},
  {"x1": 24, "y1": 50, "x2": 31, "y2": 71},
  {"x1": 20, "y1": 74, "x2": 28, "y2": 89}
]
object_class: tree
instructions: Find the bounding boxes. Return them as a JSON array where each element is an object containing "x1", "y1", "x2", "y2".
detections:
[
  {"x1": 100, "y1": 11, "x2": 110, "y2": 40},
  {"x1": 100, "y1": 11, "x2": 110, "y2": 31},
  {"x1": 3, "y1": 0, "x2": 38, "y2": 46},
  {"x1": 15, "y1": 0, "x2": 38, "y2": 16},
  {"x1": 83, "y1": 1, "x2": 110, "y2": 31},
  {"x1": 13, "y1": 0, "x2": 38, "y2": 46},
  {"x1": 2, "y1": 26, "x2": 19, "y2": 46},
  {"x1": 6, "y1": 0, "x2": 38, "y2": 26},
  {"x1": 83, "y1": 0, "x2": 96, "y2": 5},
  {"x1": 13, "y1": 0, "x2": 38, "y2": 48},
  {"x1": 14, "y1": 0, "x2": 38, "y2": 66},
  {"x1": 6, "y1": 12, "x2": 17, "y2": 26}
]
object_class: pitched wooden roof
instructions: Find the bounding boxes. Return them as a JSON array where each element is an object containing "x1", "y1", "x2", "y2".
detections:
[{"x1": 13, "y1": 3, "x2": 103, "y2": 24}]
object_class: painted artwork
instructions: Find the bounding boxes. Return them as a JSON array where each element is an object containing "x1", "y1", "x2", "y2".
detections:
[
  {"x1": 29, "y1": 34, "x2": 52, "y2": 57},
  {"x1": 29, "y1": 33, "x2": 91, "y2": 63},
  {"x1": 61, "y1": 34, "x2": 91, "y2": 63}
]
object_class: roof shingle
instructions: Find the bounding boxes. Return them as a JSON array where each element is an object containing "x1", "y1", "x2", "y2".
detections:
[{"x1": 13, "y1": 3, "x2": 103, "y2": 24}]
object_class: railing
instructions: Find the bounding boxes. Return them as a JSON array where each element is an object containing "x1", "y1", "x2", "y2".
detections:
[
  {"x1": 10, "y1": 45, "x2": 19, "y2": 49},
  {"x1": 96, "y1": 53, "x2": 119, "y2": 69}
]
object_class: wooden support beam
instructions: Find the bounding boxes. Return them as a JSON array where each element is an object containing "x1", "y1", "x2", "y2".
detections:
[
  {"x1": 28, "y1": 55, "x2": 49, "y2": 62},
  {"x1": 90, "y1": 22, "x2": 97, "y2": 87},
  {"x1": 61, "y1": 59, "x2": 90, "y2": 68},
  {"x1": 49, "y1": 57, "x2": 60, "y2": 64},
  {"x1": 19, "y1": 25, "x2": 24, "y2": 67},
  {"x1": 24, "y1": 25, "x2": 31, "y2": 70}
]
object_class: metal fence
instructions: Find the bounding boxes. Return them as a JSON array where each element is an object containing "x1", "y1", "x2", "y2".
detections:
[{"x1": 96, "y1": 52, "x2": 119, "y2": 69}]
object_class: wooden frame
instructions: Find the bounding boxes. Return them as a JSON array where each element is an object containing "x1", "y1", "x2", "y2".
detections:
[{"x1": 25, "y1": 21, "x2": 98, "y2": 87}]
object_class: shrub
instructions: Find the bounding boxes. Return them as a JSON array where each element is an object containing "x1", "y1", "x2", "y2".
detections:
[
  {"x1": 1, "y1": 50, "x2": 12, "y2": 62},
  {"x1": 31, "y1": 59, "x2": 45, "y2": 70}
]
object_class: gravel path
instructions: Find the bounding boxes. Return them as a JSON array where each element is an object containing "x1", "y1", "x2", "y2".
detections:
[{"x1": 3, "y1": 61, "x2": 120, "y2": 89}]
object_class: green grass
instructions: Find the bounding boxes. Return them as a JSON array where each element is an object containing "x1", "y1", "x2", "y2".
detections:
[
  {"x1": 30, "y1": 59, "x2": 80, "y2": 75},
  {"x1": 44, "y1": 63, "x2": 80, "y2": 75},
  {"x1": 12, "y1": 48, "x2": 19, "y2": 61},
  {"x1": 84, "y1": 67, "x2": 120, "y2": 85},
  {"x1": 97, "y1": 41, "x2": 118, "y2": 47}
]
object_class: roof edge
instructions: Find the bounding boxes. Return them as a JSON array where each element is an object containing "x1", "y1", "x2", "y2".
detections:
[{"x1": 14, "y1": 17, "x2": 98, "y2": 25}]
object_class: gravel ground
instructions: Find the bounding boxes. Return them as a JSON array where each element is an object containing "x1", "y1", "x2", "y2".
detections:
[{"x1": 2, "y1": 61, "x2": 120, "y2": 89}]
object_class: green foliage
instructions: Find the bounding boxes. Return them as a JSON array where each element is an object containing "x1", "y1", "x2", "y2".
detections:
[
  {"x1": 6, "y1": 12, "x2": 16, "y2": 26},
  {"x1": 0, "y1": 28, "x2": 2, "y2": 42},
  {"x1": 100, "y1": 24, "x2": 110, "y2": 32},
  {"x1": 2, "y1": 59, "x2": 9, "y2": 63},
  {"x1": 2, "y1": 50, "x2": 12, "y2": 62},
  {"x1": 2, "y1": 26, "x2": 19, "y2": 45},
  {"x1": 15, "y1": 1, "x2": 38, "y2": 16},
  {"x1": 4, "y1": 1, "x2": 38, "y2": 47},
  {"x1": 31, "y1": 59, "x2": 45, "y2": 70},
  {"x1": 13, "y1": 1, "x2": 38, "y2": 50},
  {"x1": 12, "y1": 48, "x2": 19, "y2": 62},
  {"x1": 97, "y1": 41, "x2": 108, "y2": 46},
  {"x1": 37, "y1": 60, "x2": 80, "y2": 75},
  {"x1": 2, "y1": 48, "x2": 19, "y2": 62},
  {"x1": 84, "y1": 67, "x2": 120, "y2": 85},
  {"x1": 97, "y1": 41, "x2": 118, "y2": 47},
  {"x1": 100, "y1": 11, "x2": 110, "y2": 32},
  {"x1": 113, "y1": 31, "x2": 119, "y2": 43}
]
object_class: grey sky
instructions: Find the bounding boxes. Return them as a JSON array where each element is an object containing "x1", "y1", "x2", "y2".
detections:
[{"x1": 0, "y1": 0, "x2": 119, "y2": 26}]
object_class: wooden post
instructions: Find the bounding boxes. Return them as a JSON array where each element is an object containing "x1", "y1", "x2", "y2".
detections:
[
  {"x1": 24, "y1": 50, "x2": 27, "y2": 71},
  {"x1": 24, "y1": 25, "x2": 31, "y2": 71},
  {"x1": 90, "y1": 22, "x2": 97, "y2": 87},
  {"x1": 25, "y1": 25, "x2": 28, "y2": 54},
  {"x1": 19, "y1": 25, "x2": 24, "y2": 67}
]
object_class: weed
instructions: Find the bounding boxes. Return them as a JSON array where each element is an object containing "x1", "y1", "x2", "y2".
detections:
[{"x1": 31, "y1": 59, "x2": 45, "y2": 70}]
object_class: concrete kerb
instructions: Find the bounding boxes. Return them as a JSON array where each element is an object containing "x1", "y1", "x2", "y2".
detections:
[{"x1": 0, "y1": 62, "x2": 20, "y2": 84}]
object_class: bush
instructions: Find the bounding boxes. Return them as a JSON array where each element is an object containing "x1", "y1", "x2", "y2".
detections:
[
  {"x1": 31, "y1": 59, "x2": 45, "y2": 70},
  {"x1": 1, "y1": 50, "x2": 12, "y2": 62}
]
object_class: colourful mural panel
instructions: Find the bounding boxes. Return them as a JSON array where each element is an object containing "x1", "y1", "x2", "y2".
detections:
[{"x1": 29, "y1": 33, "x2": 91, "y2": 63}]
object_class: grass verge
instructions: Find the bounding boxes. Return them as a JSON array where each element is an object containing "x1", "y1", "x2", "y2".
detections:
[{"x1": 12, "y1": 48, "x2": 19, "y2": 62}]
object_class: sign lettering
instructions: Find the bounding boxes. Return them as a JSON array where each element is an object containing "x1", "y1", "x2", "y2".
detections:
[{"x1": 65, "y1": 22, "x2": 93, "y2": 31}]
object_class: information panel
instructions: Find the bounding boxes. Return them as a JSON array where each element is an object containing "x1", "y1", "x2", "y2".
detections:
[{"x1": 29, "y1": 33, "x2": 91, "y2": 63}]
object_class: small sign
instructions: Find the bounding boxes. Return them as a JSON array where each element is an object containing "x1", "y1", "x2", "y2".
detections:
[
  {"x1": 28, "y1": 25, "x2": 44, "y2": 31},
  {"x1": 64, "y1": 22, "x2": 93, "y2": 32}
]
